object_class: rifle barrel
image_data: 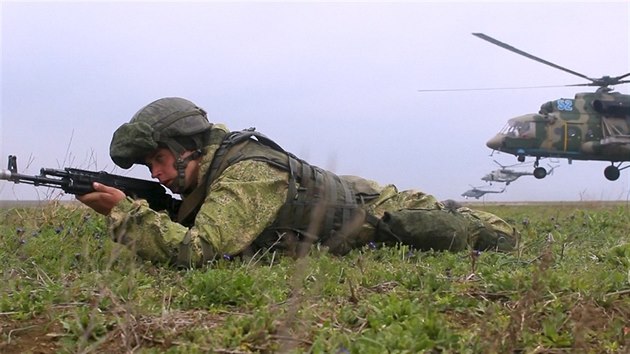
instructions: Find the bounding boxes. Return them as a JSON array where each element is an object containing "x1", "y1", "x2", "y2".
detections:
[
  {"x1": 0, "y1": 169, "x2": 12, "y2": 180},
  {"x1": 0, "y1": 169, "x2": 66, "y2": 189}
]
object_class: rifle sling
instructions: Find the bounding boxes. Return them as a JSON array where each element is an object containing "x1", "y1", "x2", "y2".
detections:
[{"x1": 176, "y1": 182, "x2": 206, "y2": 227}]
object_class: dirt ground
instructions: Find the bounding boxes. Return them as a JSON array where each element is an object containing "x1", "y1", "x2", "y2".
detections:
[{"x1": 0, "y1": 316, "x2": 62, "y2": 354}]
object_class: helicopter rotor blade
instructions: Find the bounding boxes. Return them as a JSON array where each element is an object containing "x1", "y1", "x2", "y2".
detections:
[
  {"x1": 492, "y1": 160, "x2": 506, "y2": 168},
  {"x1": 419, "y1": 36, "x2": 629, "y2": 92},
  {"x1": 472, "y1": 33, "x2": 594, "y2": 83},
  {"x1": 564, "y1": 83, "x2": 603, "y2": 87},
  {"x1": 566, "y1": 79, "x2": 630, "y2": 87},
  {"x1": 418, "y1": 84, "x2": 586, "y2": 92},
  {"x1": 417, "y1": 80, "x2": 630, "y2": 93}
]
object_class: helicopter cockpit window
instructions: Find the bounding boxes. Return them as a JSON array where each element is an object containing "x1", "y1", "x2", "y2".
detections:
[{"x1": 504, "y1": 121, "x2": 535, "y2": 139}]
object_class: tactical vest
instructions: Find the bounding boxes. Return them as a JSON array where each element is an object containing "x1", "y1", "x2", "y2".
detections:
[{"x1": 177, "y1": 129, "x2": 364, "y2": 252}]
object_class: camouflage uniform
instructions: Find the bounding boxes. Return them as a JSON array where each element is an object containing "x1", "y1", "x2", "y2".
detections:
[
  {"x1": 108, "y1": 123, "x2": 516, "y2": 267},
  {"x1": 107, "y1": 97, "x2": 517, "y2": 268}
]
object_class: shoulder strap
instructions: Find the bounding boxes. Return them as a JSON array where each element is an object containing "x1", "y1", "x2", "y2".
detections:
[{"x1": 176, "y1": 128, "x2": 286, "y2": 226}]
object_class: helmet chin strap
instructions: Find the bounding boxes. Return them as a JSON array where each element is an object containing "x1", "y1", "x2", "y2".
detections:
[{"x1": 173, "y1": 149, "x2": 203, "y2": 195}]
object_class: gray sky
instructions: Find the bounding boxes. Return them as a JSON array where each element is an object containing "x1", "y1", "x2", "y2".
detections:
[{"x1": 1, "y1": 1, "x2": 629, "y2": 202}]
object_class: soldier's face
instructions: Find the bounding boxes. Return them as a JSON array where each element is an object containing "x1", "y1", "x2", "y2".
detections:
[{"x1": 145, "y1": 148, "x2": 199, "y2": 193}]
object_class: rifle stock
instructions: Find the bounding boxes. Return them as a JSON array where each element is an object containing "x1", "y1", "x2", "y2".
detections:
[{"x1": 1, "y1": 155, "x2": 181, "y2": 216}]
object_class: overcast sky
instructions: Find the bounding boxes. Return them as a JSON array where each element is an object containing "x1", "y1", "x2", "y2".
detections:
[{"x1": 1, "y1": 1, "x2": 629, "y2": 203}]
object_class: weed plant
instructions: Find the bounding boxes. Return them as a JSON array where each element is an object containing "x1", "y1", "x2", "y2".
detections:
[{"x1": 1, "y1": 202, "x2": 629, "y2": 353}]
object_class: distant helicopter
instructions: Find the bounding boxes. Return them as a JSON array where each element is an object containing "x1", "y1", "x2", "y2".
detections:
[
  {"x1": 481, "y1": 161, "x2": 534, "y2": 185},
  {"x1": 461, "y1": 185, "x2": 506, "y2": 200},
  {"x1": 481, "y1": 160, "x2": 557, "y2": 185},
  {"x1": 474, "y1": 33, "x2": 630, "y2": 181}
]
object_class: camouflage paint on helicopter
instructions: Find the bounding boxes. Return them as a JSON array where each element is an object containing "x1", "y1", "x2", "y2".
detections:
[
  {"x1": 475, "y1": 33, "x2": 630, "y2": 181},
  {"x1": 487, "y1": 89, "x2": 630, "y2": 180}
]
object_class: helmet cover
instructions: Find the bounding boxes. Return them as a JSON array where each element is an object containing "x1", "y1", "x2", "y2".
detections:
[{"x1": 110, "y1": 97, "x2": 211, "y2": 168}]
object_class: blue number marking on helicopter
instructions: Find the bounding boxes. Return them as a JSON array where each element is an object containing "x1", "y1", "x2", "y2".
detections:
[{"x1": 556, "y1": 99, "x2": 573, "y2": 111}]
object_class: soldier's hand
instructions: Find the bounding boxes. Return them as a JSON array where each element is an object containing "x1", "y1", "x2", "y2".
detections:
[{"x1": 76, "y1": 182, "x2": 126, "y2": 215}]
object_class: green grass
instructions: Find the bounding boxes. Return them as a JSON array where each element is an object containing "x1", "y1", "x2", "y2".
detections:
[{"x1": 1, "y1": 201, "x2": 629, "y2": 353}]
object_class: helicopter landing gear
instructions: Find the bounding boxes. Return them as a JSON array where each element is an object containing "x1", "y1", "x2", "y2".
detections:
[
  {"x1": 533, "y1": 167, "x2": 547, "y2": 179},
  {"x1": 604, "y1": 165, "x2": 620, "y2": 181},
  {"x1": 532, "y1": 157, "x2": 547, "y2": 179}
]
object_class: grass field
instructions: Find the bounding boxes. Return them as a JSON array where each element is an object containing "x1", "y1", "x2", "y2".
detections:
[{"x1": 1, "y1": 201, "x2": 629, "y2": 353}]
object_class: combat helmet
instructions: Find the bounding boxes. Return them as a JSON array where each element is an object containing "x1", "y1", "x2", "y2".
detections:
[
  {"x1": 110, "y1": 97, "x2": 212, "y2": 192},
  {"x1": 110, "y1": 97, "x2": 212, "y2": 168}
]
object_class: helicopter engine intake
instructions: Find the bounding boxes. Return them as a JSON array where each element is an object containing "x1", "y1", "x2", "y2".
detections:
[{"x1": 592, "y1": 99, "x2": 630, "y2": 116}]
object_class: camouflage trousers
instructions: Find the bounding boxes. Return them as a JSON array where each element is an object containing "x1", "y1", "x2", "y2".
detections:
[{"x1": 323, "y1": 185, "x2": 518, "y2": 255}]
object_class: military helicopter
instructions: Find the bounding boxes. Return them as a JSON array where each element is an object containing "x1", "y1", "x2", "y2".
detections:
[
  {"x1": 475, "y1": 33, "x2": 630, "y2": 181},
  {"x1": 481, "y1": 160, "x2": 558, "y2": 185},
  {"x1": 481, "y1": 161, "x2": 534, "y2": 185},
  {"x1": 461, "y1": 185, "x2": 506, "y2": 200}
]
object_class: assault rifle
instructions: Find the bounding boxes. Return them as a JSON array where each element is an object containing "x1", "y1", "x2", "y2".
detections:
[{"x1": 0, "y1": 155, "x2": 181, "y2": 216}]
